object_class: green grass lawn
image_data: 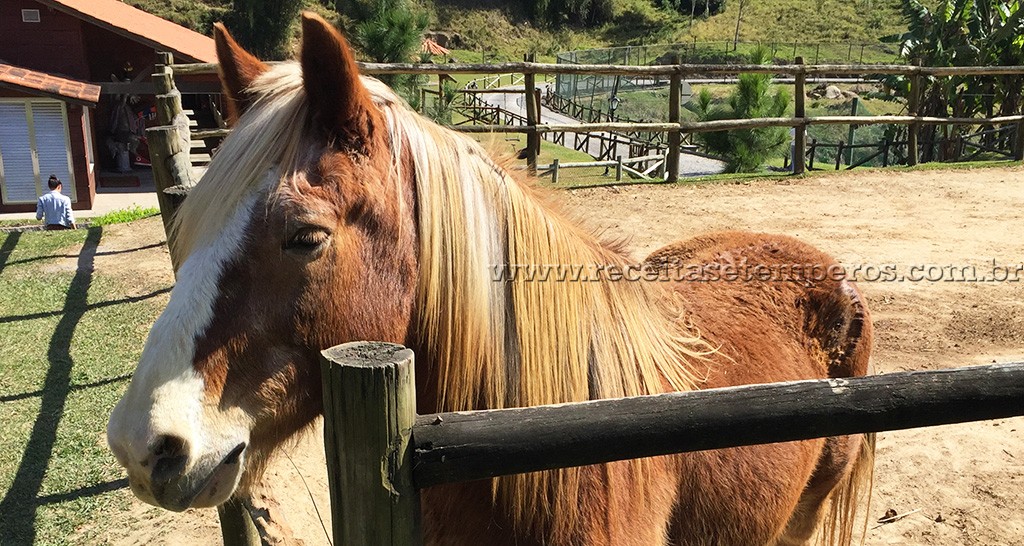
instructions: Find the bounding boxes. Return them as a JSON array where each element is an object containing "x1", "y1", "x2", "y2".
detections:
[{"x1": 0, "y1": 226, "x2": 170, "y2": 544}]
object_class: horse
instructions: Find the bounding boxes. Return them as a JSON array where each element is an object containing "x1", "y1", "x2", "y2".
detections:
[{"x1": 106, "y1": 13, "x2": 874, "y2": 545}]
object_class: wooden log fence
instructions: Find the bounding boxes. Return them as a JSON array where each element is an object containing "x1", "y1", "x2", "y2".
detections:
[
  {"x1": 538, "y1": 154, "x2": 665, "y2": 182},
  {"x1": 783, "y1": 128, "x2": 1022, "y2": 171},
  {"x1": 320, "y1": 342, "x2": 1024, "y2": 544},
  {"x1": 170, "y1": 61, "x2": 1024, "y2": 77},
  {"x1": 454, "y1": 90, "x2": 665, "y2": 168},
  {"x1": 164, "y1": 58, "x2": 1024, "y2": 185}
]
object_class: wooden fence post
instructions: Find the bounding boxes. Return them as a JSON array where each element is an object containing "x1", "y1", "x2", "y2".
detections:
[
  {"x1": 150, "y1": 53, "x2": 182, "y2": 234},
  {"x1": 908, "y1": 63, "x2": 921, "y2": 166},
  {"x1": 835, "y1": 141, "x2": 844, "y2": 170},
  {"x1": 615, "y1": 155, "x2": 623, "y2": 181},
  {"x1": 551, "y1": 158, "x2": 560, "y2": 184},
  {"x1": 437, "y1": 74, "x2": 444, "y2": 115},
  {"x1": 524, "y1": 54, "x2": 539, "y2": 174},
  {"x1": 148, "y1": 52, "x2": 197, "y2": 274},
  {"x1": 320, "y1": 342, "x2": 421, "y2": 546},
  {"x1": 667, "y1": 61, "x2": 682, "y2": 183},
  {"x1": 1014, "y1": 120, "x2": 1024, "y2": 161},
  {"x1": 846, "y1": 97, "x2": 859, "y2": 165},
  {"x1": 792, "y1": 57, "x2": 807, "y2": 175},
  {"x1": 217, "y1": 498, "x2": 261, "y2": 546}
]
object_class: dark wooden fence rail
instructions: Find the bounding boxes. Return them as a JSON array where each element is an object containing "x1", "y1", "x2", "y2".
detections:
[
  {"x1": 320, "y1": 342, "x2": 1024, "y2": 544},
  {"x1": 168, "y1": 59, "x2": 1024, "y2": 183},
  {"x1": 411, "y1": 361, "x2": 1024, "y2": 486}
]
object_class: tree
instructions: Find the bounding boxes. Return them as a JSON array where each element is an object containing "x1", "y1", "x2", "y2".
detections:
[
  {"x1": 347, "y1": 0, "x2": 428, "y2": 106},
  {"x1": 225, "y1": 0, "x2": 304, "y2": 60},
  {"x1": 687, "y1": 48, "x2": 790, "y2": 172},
  {"x1": 353, "y1": 0, "x2": 428, "y2": 64},
  {"x1": 883, "y1": 0, "x2": 1024, "y2": 160},
  {"x1": 654, "y1": 0, "x2": 724, "y2": 19},
  {"x1": 733, "y1": 0, "x2": 746, "y2": 51},
  {"x1": 522, "y1": 0, "x2": 615, "y2": 27}
]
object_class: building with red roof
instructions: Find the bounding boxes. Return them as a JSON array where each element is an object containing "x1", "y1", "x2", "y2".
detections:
[{"x1": 0, "y1": 0, "x2": 219, "y2": 213}]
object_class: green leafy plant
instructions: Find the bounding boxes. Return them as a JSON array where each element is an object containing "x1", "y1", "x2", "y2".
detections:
[
  {"x1": 687, "y1": 47, "x2": 790, "y2": 172},
  {"x1": 348, "y1": 0, "x2": 428, "y2": 103},
  {"x1": 882, "y1": 0, "x2": 1024, "y2": 160}
]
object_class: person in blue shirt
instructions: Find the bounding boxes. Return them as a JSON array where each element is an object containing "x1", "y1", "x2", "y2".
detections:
[{"x1": 36, "y1": 175, "x2": 76, "y2": 230}]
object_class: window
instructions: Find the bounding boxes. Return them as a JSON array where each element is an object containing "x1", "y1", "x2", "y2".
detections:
[
  {"x1": 0, "y1": 100, "x2": 76, "y2": 204},
  {"x1": 21, "y1": 9, "x2": 41, "y2": 23}
]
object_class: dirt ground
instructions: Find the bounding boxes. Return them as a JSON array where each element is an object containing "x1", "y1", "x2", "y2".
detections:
[{"x1": 91, "y1": 165, "x2": 1024, "y2": 545}]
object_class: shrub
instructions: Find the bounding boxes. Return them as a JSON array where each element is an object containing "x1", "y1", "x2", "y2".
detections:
[{"x1": 687, "y1": 47, "x2": 790, "y2": 172}]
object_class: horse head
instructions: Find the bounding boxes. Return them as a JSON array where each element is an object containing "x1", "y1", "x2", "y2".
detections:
[{"x1": 106, "y1": 13, "x2": 418, "y2": 511}]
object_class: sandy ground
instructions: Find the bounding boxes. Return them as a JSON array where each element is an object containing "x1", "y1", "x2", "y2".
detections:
[{"x1": 86, "y1": 165, "x2": 1024, "y2": 545}]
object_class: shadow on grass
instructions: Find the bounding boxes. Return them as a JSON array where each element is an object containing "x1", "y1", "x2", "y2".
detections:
[
  {"x1": 4, "y1": 241, "x2": 166, "y2": 268},
  {"x1": 0, "y1": 286, "x2": 173, "y2": 325},
  {"x1": 0, "y1": 374, "x2": 132, "y2": 404},
  {"x1": 0, "y1": 231, "x2": 21, "y2": 276},
  {"x1": 35, "y1": 478, "x2": 128, "y2": 506},
  {"x1": 0, "y1": 226, "x2": 102, "y2": 543}
]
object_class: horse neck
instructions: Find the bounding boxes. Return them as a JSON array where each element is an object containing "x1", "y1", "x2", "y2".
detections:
[{"x1": 401, "y1": 119, "x2": 706, "y2": 414}]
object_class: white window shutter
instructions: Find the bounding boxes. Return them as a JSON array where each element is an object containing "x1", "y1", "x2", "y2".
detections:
[
  {"x1": 0, "y1": 103, "x2": 38, "y2": 203},
  {"x1": 32, "y1": 101, "x2": 75, "y2": 200}
]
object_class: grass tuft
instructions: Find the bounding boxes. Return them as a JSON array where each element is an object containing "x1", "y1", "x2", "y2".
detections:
[{"x1": 88, "y1": 207, "x2": 160, "y2": 227}]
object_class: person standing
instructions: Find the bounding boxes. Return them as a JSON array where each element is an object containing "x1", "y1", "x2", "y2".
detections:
[{"x1": 36, "y1": 176, "x2": 76, "y2": 230}]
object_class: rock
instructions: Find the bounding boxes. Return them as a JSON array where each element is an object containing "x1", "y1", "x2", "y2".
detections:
[
  {"x1": 842, "y1": 90, "x2": 860, "y2": 99},
  {"x1": 824, "y1": 85, "x2": 843, "y2": 99}
]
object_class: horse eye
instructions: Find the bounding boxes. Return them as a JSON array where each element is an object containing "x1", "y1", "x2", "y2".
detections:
[{"x1": 285, "y1": 227, "x2": 331, "y2": 253}]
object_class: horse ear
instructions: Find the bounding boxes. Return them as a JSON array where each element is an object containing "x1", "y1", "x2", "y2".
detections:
[
  {"x1": 300, "y1": 12, "x2": 378, "y2": 149},
  {"x1": 213, "y1": 22, "x2": 268, "y2": 125}
]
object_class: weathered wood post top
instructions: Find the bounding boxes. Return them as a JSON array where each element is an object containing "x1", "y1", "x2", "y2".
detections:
[{"x1": 320, "y1": 342, "x2": 421, "y2": 546}]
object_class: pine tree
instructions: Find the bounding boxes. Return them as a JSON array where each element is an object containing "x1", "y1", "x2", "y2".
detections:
[{"x1": 687, "y1": 47, "x2": 790, "y2": 172}]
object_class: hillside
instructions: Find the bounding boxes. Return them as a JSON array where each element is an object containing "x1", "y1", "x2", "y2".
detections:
[{"x1": 127, "y1": 0, "x2": 910, "y2": 61}]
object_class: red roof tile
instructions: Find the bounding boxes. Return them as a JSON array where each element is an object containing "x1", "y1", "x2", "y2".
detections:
[
  {"x1": 421, "y1": 39, "x2": 451, "y2": 56},
  {"x1": 0, "y1": 62, "x2": 100, "y2": 104},
  {"x1": 34, "y1": 0, "x2": 217, "y2": 63}
]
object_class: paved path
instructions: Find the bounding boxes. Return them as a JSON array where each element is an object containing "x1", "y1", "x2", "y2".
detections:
[{"x1": 477, "y1": 84, "x2": 725, "y2": 178}]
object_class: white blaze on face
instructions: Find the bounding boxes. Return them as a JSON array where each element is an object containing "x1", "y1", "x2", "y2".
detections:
[{"x1": 107, "y1": 186, "x2": 267, "y2": 509}]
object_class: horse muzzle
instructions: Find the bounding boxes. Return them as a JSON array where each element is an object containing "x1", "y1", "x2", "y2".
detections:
[{"x1": 123, "y1": 440, "x2": 247, "y2": 512}]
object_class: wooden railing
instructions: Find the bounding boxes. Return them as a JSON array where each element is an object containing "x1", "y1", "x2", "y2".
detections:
[
  {"x1": 320, "y1": 341, "x2": 1024, "y2": 544},
  {"x1": 166, "y1": 58, "x2": 1024, "y2": 183}
]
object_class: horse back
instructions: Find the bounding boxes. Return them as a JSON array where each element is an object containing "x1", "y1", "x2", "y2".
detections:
[
  {"x1": 645, "y1": 230, "x2": 873, "y2": 386},
  {"x1": 646, "y1": 231, "x2": 874, "y2": 545}
]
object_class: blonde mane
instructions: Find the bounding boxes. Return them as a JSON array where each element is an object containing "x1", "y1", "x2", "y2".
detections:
[{"x1": 173, "y1": 63, "x2": 715, "y2": 541}]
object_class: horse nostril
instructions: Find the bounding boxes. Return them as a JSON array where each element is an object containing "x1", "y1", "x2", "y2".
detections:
[{"x1": 149, "y1": 434, "x2": 189, "y2": 484}]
